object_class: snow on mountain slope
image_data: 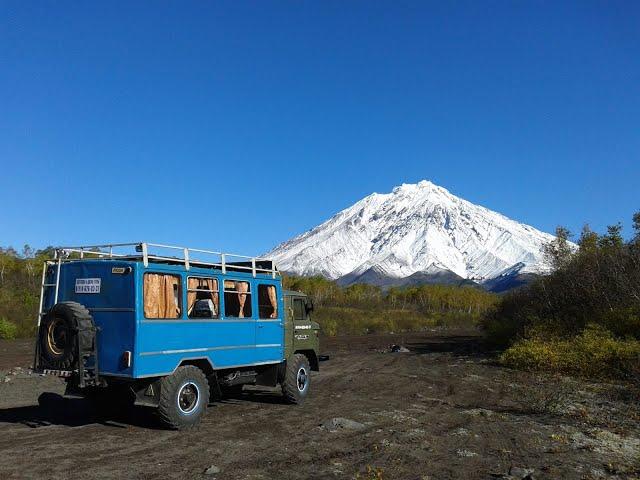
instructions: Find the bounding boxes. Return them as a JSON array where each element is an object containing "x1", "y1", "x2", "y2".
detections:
[{"x1": 266, "y1": 180, "x2": 557, "y2": 284}]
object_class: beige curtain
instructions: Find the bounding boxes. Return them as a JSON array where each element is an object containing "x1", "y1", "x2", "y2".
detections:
[
  {"x1": 267, "y1": 285, "x2": 277, "y2": 318},
  {"x1": 237, "y1": 281, "x2": 249, "y2": 318},
  {"x1": 187, "y1": 277, "x2": 198, "y2": 315},
  {"x1": 144, "y1": 274, "x2": 161, "y2": 318},
  {"x1": 187, "y1": 278, "x2": 219, "y2": 316},
  {"x1": 145, "y1": 274, "x2": 180, "y2": 318}
]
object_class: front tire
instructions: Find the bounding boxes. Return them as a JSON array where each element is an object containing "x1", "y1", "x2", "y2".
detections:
[
  {"x1": 157, "y1": 366, "x2": 209, "y2": 430},
  {"x1": 282, "y1": 354, "x2": 311, "y2": 404}
]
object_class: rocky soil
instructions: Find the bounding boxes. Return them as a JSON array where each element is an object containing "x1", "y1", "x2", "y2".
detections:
[{"x1": 0, "y1": 331, "x2": 639, "y2": 479}]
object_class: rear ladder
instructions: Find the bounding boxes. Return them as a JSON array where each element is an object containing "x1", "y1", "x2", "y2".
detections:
[{"x1": 33, "y1": 255, "x2": 62, "y2": 370}]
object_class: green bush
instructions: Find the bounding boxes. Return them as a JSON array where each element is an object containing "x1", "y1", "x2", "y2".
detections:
[
  {"x1": 483, "y1": 215, "x2": 640, "y2": 380},
  {"x1": 500, "y1": 325, "x2": 640, "y2": 379},
  {"x1": 0, "y1": 318, "x2": 18, "y2": 340}
]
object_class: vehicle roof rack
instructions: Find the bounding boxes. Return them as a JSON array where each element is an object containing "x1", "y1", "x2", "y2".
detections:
[{"x1": 52, "y1": 242, "x2": 280, "y2": 278}]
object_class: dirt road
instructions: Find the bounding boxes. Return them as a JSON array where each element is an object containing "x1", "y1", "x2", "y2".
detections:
[{"x1": 1, "y1": 330, "x2": 638, "y2": 479}]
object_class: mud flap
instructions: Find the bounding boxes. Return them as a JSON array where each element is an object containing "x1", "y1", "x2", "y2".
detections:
[{"x1": 132, "y1": 379, "x2": 161, "y2": 407}]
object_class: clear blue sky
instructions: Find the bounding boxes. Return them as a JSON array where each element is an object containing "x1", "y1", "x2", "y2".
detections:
[{"x1": 1, "y1": 1, "x2": 639, "y2": 255}]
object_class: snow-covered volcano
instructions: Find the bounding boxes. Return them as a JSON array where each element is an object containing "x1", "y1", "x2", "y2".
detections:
[{"x1": 266, "y1": 180, "x2": 556, "y2": 288}]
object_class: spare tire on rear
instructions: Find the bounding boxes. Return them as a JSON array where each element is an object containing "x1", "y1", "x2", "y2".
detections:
[{"x1": 39, "y1": 302, "x2": 94, "y2": 370}]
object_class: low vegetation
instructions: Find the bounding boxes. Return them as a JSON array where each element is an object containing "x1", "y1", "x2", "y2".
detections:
[
  {"x1": 284, "y1": 276, "x2": 498, "y2": 336},
  {"x1": 0, "y1": 245, "x2": 497, "y2": 339},
  {"x1": 0, "y1": 317, "x2": 18, "y2": 340},
  {"x1": 0, "y1": 245, "x2": 47, "y2": 338},
  {"x1": 484, "y1": 212, "x2": 640, "y2": 380}
]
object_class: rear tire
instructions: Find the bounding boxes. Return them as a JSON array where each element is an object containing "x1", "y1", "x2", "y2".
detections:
[
  {"x1": 282, "y1": 354, "x2": 311, "y2": 405},
  {"x1": 157, "y1": 366, "x2": 209, "y2": 430},
  {"x1": 39, "y1": 302, "x2": 93, "y2": 370}
]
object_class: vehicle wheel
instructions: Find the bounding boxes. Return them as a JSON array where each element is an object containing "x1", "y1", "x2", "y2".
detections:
[
  {"x1": 39, "y1": 302, "x2": 93, "y2": 370},
  {"x1": 157, "y1": 366, "x2": 209, "y2": 430},
  {"x1": 282, "y1": 354, "x2": 311, "y2": 405}
]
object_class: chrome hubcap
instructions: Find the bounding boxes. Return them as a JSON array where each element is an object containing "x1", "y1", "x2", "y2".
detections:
[
  {"x1": 177, "y1": 382, "x2": 199, "y2": 414},
  {"x1": 297, "y1": 367, "x2": 308, "y2": 392}
]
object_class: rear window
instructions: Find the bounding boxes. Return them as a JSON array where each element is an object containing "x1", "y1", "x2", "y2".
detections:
[{"x1": 143, "y1": 273, "x2": 182, "y2": 319}]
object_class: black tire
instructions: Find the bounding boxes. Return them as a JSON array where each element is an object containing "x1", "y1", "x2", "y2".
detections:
[
  {"x1": 157, "y1": 366, "x2": 209, "y2": 430},
  {"x1": 282, "y1": 354, "x2": 311, "y2": 405},
  {"x1": 39, "y1": 302, "x2": 93, "y2": 370}
]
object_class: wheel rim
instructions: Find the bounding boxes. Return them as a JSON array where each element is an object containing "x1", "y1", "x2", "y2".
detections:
[
  {"x1": 177, "y1": 382, "x2": 200, "y2": 415},
  {"x1": 296, "y1": 367, "x2": 308, "y2": 392},
  {"x1": 46, "y1": 318, "x2": 67, "y2": 355}
]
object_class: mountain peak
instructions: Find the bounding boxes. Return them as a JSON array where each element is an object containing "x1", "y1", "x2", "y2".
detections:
[
  {"x1": 393, "y1": 179, "x2": 438, "y2": 193},
  {"x1": 266, "y1": 182, "x2": 556, "y2": 286}
]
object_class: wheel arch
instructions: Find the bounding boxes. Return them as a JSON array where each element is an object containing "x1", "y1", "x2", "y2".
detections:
[
  {"x1": 294, "y1": 349, "x2": 319, "y2": 371},
  {"x1": 177, "y1": 357, "x2": 215, "y2": 376}
]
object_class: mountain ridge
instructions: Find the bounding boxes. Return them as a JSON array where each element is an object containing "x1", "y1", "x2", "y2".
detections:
[{"x1": 266, "y1": 180, "x2": 557, "y2": 289}]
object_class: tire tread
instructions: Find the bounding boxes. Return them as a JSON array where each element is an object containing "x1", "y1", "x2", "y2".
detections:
[
  {"x1": 157, "y1": 365, "x2": 209, "y2": 430},
  {"x1": 282, "y1": 354, "x2": 311, "y2": 405}
]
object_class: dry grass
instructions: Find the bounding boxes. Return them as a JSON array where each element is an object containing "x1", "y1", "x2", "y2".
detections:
[{"x1": 314, "y1": 306, "x2": 479, "y2": 336}]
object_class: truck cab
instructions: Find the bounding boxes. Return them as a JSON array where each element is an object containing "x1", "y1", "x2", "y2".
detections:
[
  {"x1": 33, "y1": 242, "x2": 320, "y2": 429},
  {"x1": 284, "y1": 290, "x2": 320, "y2": 371}
]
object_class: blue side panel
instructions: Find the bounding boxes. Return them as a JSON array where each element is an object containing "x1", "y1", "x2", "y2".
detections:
[
  {"x1": 132, "y1": 264, "x2": 285, "y2": 378},
  {"x1": 47, "y1": 261, "x2": 136, "y2": 377},
  {"x1": 136, "y1": 320, "x2": 258, "y2": 376},
  {"x1": 43, "y1": 259, "x2": 285, "y2": 380}
]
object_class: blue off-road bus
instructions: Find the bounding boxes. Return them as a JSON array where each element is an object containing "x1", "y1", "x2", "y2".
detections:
[{"x1": 34, "y1": 243, "x2": 320, "y2": 429}]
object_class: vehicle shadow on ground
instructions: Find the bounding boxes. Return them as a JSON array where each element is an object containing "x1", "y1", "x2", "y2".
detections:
[
  {"x1": 0, "y1": 393, "x2": 162, "y2": 430},
  {"x1": 219, "y1": 387, "x2": 288, "y2": 405},
  {"x1": 0, "y1": 390, "x2": 290, "y2": 429}
]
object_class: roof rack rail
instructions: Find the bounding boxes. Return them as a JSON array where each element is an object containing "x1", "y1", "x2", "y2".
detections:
[{"x1": 53, "y1": 242, "x2": 279, "y2": 279}]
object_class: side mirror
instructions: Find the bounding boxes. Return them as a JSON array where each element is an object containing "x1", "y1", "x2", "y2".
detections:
[{"x1": 305, "y1": 299, "x2": 314, "y2": 314}]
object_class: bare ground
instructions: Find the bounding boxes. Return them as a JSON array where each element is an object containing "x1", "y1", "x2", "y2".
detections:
[{"x1": 0, "y1": 330, "x2": 639, "y2": 480}]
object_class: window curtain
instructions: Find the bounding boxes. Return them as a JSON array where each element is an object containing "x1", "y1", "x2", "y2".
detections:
[
  {"x1": 187, "y1": 278, "x2": 198, "y2": 315},
  {"x1": 187, "y1": 278, "x2": 219, "y2": 316},
  {"x1": 237, "y1": 281, "x2": 249, "y2": 318},
  {"x1": 267, "y1": 285, "x2": 277, "y2": 318},
  {"x1": 144, "y1": 274, "x2": 180, "y2": 318}
]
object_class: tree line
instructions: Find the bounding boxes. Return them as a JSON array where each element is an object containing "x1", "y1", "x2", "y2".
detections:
[
  {"x1": 483, "y1": 210, "x2": 640, "y2": 376},
  {"x1": 0, "y1": 245, "x2": 52, "y2": 338},
  {"x1": 0, "y1": 245, "x2": 498, "y2": 339},
  {"x1": 284, "y1": 275, "x2": 498, "y2": 318}
]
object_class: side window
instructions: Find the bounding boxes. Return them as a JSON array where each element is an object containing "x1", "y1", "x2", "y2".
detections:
[
  {"x1": 293, "y1": 298, "x2": 305, "y2": 321},
  {"x1": 187, "y1": 277, "x2": 219, "y2": 319},
  {"x1": 144, "y1": 273, "x2": 182, "y2": 319},
  {"x1": 258, "y1": 284, "x2": 278, "y2": 319},
  {"x1": 223, "y1": 280, "x2": 252, "y2": 318}
]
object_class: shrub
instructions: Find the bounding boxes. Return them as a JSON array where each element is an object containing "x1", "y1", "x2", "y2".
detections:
[
  {"x1": 0, "y1": 318, "x2": 18, "y2": 340},
  {"x1": 500, "y1": 325, "x2": 640, "y2": 379},
  {"x1": 483, "y1": 214, "x2": 640, "y2": 382}
]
